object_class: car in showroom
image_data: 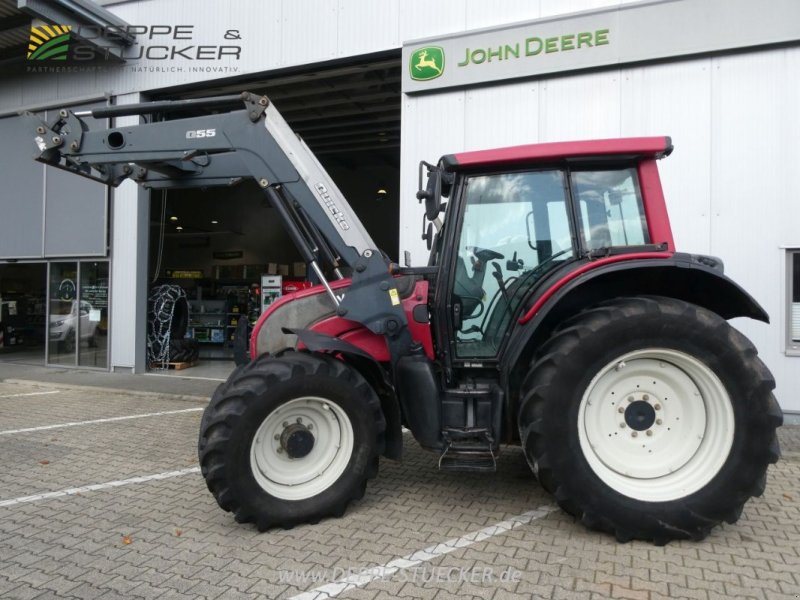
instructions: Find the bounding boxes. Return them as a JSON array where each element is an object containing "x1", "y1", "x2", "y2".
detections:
[{"x1": 49, "y1": 300, "x2": 98, "y2": 352}]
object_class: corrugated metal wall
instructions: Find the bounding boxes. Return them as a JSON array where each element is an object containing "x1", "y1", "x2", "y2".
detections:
[{"x1": 400, "y1": 46, "x2": 800, "y2": 411}]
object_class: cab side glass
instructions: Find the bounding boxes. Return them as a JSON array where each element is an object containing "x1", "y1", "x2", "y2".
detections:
[
  {"x1": 571, "y1": 168, "x2": 650, "y2": 250},
  {"x1": 453, "y1": 170, "x2": 573, "y2": 358}
]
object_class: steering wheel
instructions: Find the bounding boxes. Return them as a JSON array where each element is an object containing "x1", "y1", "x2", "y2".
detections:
[{"x1": 470, "y1": 246, "x2": 505, "y2": 264}]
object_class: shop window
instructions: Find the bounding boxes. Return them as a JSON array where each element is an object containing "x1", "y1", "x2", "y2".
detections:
[{"x1": 789, "y1": 250, "x2": 800, "y2": 354}]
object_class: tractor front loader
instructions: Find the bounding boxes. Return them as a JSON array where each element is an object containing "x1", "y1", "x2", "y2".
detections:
[{"x1": 26, "y1": 92, "x2": 782, "y2": 544}]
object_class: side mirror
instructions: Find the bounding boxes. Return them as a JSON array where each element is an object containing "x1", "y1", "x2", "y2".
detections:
[
  {"x1": 422, "y1": 219, "x2": 433, "y2": 251},
  {"x1": 416, "y1": 161, "x2": 443, "y2": 221}
]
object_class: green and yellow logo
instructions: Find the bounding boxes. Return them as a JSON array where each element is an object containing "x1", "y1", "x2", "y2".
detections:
[
  {"x1": 27, "y1": 24, "x2": 72, "y2": 61},
  {"x1": 409, "y1": 46, "x2": 444, "y2": 81}
]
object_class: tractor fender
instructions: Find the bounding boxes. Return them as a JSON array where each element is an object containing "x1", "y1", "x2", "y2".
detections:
[
  {"x1": 286, "y1": 327, "x2": 403, "y2": 461},
  {"x1": 504, "y1": 253, "x2": 769, "y2": 382}
]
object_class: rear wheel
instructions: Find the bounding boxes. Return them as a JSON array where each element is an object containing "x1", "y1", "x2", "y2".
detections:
[
  {"x1": 198, "y1": 351, "x2": 384, "y2": 530},
  {"x1": 518, "y1": 296, "x2": 782, "y2": 544}
]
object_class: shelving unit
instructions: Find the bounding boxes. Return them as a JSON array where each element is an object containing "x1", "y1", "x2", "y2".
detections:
[
  {"x1": 159, "y1": 276, "x2": 285, "y2": 360},
  {"x1": 188, "y1": 300, "x2": 227, "y2": 359},
  {"x1": 226, "y1": 311, "x2": 244, "y2": 347}
]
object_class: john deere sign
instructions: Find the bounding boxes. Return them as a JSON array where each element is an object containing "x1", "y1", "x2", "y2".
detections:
[
  {"x1": 409, "y1": 46, "x2": 444, "y2": 81},
  {"x1": 402, "y1": 0, "x2": 800, "y2": 93},
  {"x1": 454, "y1": 29, "x2": 608, "y2": 67}
]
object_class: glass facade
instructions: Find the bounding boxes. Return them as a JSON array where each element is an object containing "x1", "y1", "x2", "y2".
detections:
[
  {"x1": 46, "y1": 261, "x2": 109, "y2": 368},
  {"x1": 79, "y1": 262, "x2": 109, "y2": 368},
  {"x1": 0, "y1": 263, "x2": 47, "y2": 364}
]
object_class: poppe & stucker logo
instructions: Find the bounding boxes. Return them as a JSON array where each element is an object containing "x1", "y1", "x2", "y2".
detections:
[{"x1": 27, "y1": 24, "x2": 72, "y2": 61}]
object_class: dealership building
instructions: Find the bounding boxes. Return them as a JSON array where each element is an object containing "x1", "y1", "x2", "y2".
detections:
[{"x1": 0, "y1": 0, "x2": 798, "y2": 412}]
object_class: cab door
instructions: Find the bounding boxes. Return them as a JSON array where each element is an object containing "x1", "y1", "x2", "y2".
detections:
[{"x1": 440, "y1": 168, "x2": 576, "y2": 361}]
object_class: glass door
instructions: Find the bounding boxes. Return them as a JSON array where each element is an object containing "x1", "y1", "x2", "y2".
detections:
[
  {"x1": 47, "y1": 261, "x2": 110, "y2": 368},
  {"x1": 78, "y1": 261, "x2": 109, "y2": 368},
  {"x1": 48, "y1": 261, "x2": 79, "y2": 366}
]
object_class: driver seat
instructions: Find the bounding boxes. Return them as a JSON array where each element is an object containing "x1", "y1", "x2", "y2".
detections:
[{"x1": 454, "y1": 257, "x2": 483, "y2": 318}]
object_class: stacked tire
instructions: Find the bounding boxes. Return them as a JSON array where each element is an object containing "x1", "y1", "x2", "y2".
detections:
[{"x1": 169, "y1": 337, "x2": 199, "y2": 363}]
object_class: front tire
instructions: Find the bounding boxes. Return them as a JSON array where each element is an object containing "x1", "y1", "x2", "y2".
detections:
[
  {"x1": 198, "y1": 351, "x2": 385, "y2": 530},
  {"x1": 518, "y1": 296, "x2": 782, "y2": 544}
]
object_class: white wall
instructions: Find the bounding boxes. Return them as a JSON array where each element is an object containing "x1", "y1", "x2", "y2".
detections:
[{"x1": 399, "y1": 46, "x2": 800, "y2": 411}]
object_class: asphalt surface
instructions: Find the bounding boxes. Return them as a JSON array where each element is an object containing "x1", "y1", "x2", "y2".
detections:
[{"x1": 0, "y1": 379, "x2": 798, "y2": 600}]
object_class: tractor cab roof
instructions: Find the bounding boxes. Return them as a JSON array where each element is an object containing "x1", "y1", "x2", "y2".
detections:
[{"x1": 441, "y1": 136, "x2": 673, "y2": 172}]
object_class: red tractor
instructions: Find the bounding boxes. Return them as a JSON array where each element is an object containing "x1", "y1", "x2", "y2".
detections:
[{"x1": 29, "y1": 93, "x2": 781, "y2": 544}]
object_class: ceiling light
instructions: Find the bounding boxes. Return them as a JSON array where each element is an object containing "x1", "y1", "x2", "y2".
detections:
[
  {"x1": 211, "y1": 220, "x2": 218, "y2": 224},
  {"x1": 176, "y1": 225, "x2": 183, "y2": 231},
  {"x1": 169, "y1": 216, "x2": 178, "y2": 221},
  {"x1": 376, "y1": 188, "x2": 387, "y2": 202}
]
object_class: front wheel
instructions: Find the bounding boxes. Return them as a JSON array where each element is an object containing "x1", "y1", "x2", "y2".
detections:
[
  {"x1": 198, "y1": 351, "x2": 385, "y2": 530},
  {"x1": 518, "y1": 296, "x2": 782, "y2": 544}
]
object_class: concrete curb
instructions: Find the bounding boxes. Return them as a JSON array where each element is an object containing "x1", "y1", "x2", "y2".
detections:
[{"x1": 0, "y1": 378, "x2": 209, "y2": 404}]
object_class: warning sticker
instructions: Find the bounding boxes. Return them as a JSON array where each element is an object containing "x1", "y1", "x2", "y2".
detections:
[{"x1": 388, "y1": 288, "x2": 400, "y2": 306}]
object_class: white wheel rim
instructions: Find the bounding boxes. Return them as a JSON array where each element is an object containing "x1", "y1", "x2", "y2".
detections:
[
  {"x1": 250, "y1": 396, "x2": 354, "y2": 501},
  {"x1": 578, "y1": 348, "x2": 734, "y2": 502}
]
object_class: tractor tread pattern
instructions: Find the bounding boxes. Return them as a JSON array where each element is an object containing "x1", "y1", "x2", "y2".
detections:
[
  {"x1": 198, "y1": 351, "x2": 384, "y2": 531},
  {"x1": 518, "y1": 296, "x2": 781, "y2": 544}
]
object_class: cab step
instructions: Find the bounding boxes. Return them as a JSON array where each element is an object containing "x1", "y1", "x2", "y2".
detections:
[{"x1": 438, "y1": 427, "x2": 497, "y2": 472}]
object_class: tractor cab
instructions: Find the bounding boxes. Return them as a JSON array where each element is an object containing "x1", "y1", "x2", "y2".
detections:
[{"x1": 421, "y1": 138, "x2": 674, "y2": 370}]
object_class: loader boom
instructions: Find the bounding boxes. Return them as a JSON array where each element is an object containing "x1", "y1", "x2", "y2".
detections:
[{"x1": 26, "y1": 92, "x2": 412, "y2": 357}]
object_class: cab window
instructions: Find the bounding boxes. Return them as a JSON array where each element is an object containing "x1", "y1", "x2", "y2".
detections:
[
  {"x1": 452, "y1": 170, "x2": 572, "y2": 358},
  {"x1": 571, "y1": 168, "x2": 649, "y2": 250}
]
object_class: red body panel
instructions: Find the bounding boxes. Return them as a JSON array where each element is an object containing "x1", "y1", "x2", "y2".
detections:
[
  {"x1": 638, "y1": 160, "x2": 675, "y2": 251},
  {"x1": 449, "y1": 136, "x2": 672, "y2": 170},
  {"x1": 519, "y1": 252, "x2": 675, "y2": 324},
  {"x1": 307, "y1": 316, "x2": 391, "y2": 361},
  {"x1": 250, "y1": 277, "x2": 434, "y2": 362},
  {"x1": 402, "y1": 280, "x2": 435, "y2": 359},
  {"x1": 250, "y1": 278, "x2": 351, "y2": 358}
]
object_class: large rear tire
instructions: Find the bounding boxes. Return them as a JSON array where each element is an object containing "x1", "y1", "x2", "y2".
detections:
[
  {"x1": 518, "y1": 296, "x2": 782, "y2": 544},
  {"x1": 198, "y1": 351, "x2": 385, "y2": 530}
]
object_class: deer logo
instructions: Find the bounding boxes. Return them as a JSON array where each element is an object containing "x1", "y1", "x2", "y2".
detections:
[{"x1": 409, "y1": 46, "x2": 445, "y2": 81}]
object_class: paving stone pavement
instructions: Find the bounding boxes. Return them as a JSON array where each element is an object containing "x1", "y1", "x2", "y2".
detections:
[{"x1": 0, "y1": 380, "x2": 798, "y2": 600}]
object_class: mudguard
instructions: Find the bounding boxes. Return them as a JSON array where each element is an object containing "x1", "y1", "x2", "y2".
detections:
[{"x1": 504, "y1": 253, "x2": 769, "y2": 377}]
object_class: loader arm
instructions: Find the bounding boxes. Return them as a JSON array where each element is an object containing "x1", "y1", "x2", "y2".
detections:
[{"x1": 25, "y1": 92, "x2": 412, "y2": 359}]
